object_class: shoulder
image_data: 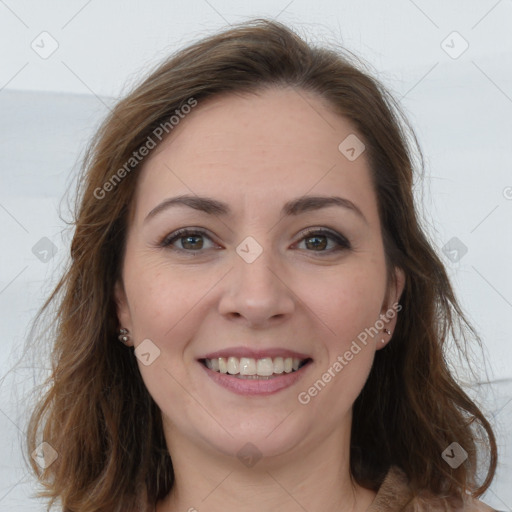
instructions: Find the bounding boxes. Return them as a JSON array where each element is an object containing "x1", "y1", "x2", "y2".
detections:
[
  {"x1": 371, "y1": 465, "x2": 500, "y2": 512},
  {"x1": 403, "y1": 483, "x2": 500, "y2": 512},
  {"x1": 466, "y1": 499, "x2": 502, "y2": 512},
  {"x1": 467, "y1": 498, "x2": 503, "y2": 511},
  {"x1": 405, "y1": 494, "x2": 500, "y2": 512}
]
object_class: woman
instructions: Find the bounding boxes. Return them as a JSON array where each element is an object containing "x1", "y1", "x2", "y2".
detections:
[{"x1": 26, "y1": 18, "x2": 500, "y2": 512}]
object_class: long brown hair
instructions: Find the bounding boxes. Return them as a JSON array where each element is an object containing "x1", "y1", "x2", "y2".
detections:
[{"x1": 23, "y1": 18, "x2": 497, "y2": 511}]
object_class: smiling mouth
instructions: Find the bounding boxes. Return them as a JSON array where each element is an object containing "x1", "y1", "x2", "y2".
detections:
[{"x1": 200, "y1": 356, "x2": 312, "y2": 379}]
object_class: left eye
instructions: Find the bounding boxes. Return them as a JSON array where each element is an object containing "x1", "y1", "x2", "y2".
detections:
[{"x1": 295, "y1": 229, "x2": 350, "y2": 253}]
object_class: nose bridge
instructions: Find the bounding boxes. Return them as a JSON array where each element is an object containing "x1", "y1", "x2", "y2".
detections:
[{"x1": 218, "y1": 232, "x2": 295, "y2": 324}]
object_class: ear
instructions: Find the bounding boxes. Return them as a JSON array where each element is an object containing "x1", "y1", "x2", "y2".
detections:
[
  {"x1": 114, "y1": 279, "x2": 133, "y2": 344},
  {"x1": 377, "y1": 266, "x2": 405, "y2": 349}
]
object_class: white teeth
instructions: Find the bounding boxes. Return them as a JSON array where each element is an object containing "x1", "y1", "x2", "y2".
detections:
[
  {"x1": 256, "y1": 357, "x2": 274, "y2": 376},
  {"x1": 239, "y1": 357, "x2": 256, "y2": 375},
  {"x1": 273, "y1": 357, "x2": 284, "y2": 373},
  {"x1": 227, "y1": 356, "x2": 239, "y2": 374},
  {"x1": 203, "y1": 356, "x2": 307, "y2": 376}
]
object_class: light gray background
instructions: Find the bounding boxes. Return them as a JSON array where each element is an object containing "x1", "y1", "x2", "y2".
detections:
[{"x1": 0, "y1": 0, "x2": 511, "y2": 510}]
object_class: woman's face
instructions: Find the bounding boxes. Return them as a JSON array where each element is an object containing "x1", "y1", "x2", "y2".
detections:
[{"x1": 115, "y1": 87, "x2": 404, "y2": 463}]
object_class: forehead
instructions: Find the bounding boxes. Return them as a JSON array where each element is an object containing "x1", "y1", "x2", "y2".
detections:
[{"x1": 132, "y1": 87, "x2": 379, "y2": 227}]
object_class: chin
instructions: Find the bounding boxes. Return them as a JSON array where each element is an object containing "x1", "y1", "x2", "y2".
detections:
[{"x1": 206, "y1": 426, "x2": 310, "y2": 467}]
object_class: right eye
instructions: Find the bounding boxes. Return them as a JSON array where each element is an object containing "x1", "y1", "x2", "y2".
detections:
[{"x1": 160, "y1": 228, "x2": 220, "y2": 254}]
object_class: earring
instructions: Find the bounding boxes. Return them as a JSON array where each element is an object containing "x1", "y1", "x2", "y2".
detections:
[
  {"x1": 118, "y1": 328, "x2": 131, "y2": 346},
  {"x1": 381, "y1": 328, "x2": 392, "y2": 344}
]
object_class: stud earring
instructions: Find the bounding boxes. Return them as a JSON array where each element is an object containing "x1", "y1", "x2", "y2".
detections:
[
  {"x1": 381, "y1": 328, "x2": 392, "y2": 344},
  {"x1": 118, "y1": 328, "x2": 131, "y2": 346}
]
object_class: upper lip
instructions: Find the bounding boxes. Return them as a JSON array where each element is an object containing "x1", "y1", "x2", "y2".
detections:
[{"x1": 200, "y1": 347, "x2": 312, "y2": 360}]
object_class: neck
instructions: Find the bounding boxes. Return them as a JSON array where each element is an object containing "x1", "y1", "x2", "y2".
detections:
[{"x1": 156, "y1": 419, "x2": 376, "y2": 512}]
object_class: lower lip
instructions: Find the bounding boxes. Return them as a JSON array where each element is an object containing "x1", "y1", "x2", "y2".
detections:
[{"x1": 199, "y1": 362, "x2": 311, "y2": 396}]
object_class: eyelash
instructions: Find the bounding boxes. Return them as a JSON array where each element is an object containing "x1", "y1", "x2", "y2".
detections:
[{"x1": 159, "y1": 227, "x2": 351, "y2": 256}]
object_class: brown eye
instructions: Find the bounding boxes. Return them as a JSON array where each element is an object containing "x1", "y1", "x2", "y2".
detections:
[
  {"x1": 304, "y1": 234, "x2": 328, "y2": 251},
  {"x1": 179, "y1": 234, "x2": 204, "y2": 250},
  {"x1": 160, "y1": 228, "x2": 216, "y2": 253},
  {"x1": 296, "y1": 228, "x2": 351, "y2": 254}
]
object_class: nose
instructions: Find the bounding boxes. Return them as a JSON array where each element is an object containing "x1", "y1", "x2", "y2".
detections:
[{"x1": 217, "y1": 243, "x2": 295, "y2": 328}]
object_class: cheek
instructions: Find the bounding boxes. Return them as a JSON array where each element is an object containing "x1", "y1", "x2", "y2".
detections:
[
  {"x1": 123, "y1": 251, "x2": 204, "y2": 340},
  {"x1": 299, "y1": 268, "x2": 384, "y2": 402},
  {"x1": 292, "y1": 263, "x2": 386, "y2": 424},
  {"x1": 334, "y1": 277, "x2": 384, "y2": 340},
  {"x1": 301, "y1": 259, "x2": 386, "y2": 345},
  {"x1": 123, "y1": 259, "x2": 203, "y2": 415},
  {"x1": 122, "y1": 255, "x2": 219, "y2": 401}
]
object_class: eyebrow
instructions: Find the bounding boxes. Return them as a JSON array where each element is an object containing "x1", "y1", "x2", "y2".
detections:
[{"x1": 144, "y1": 194, "x2": 368, "y2": 224}]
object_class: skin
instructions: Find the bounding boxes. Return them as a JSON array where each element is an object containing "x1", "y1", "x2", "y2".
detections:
[{"x1": 115, "y1": 86, "x2": 406, "y2": 512}]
